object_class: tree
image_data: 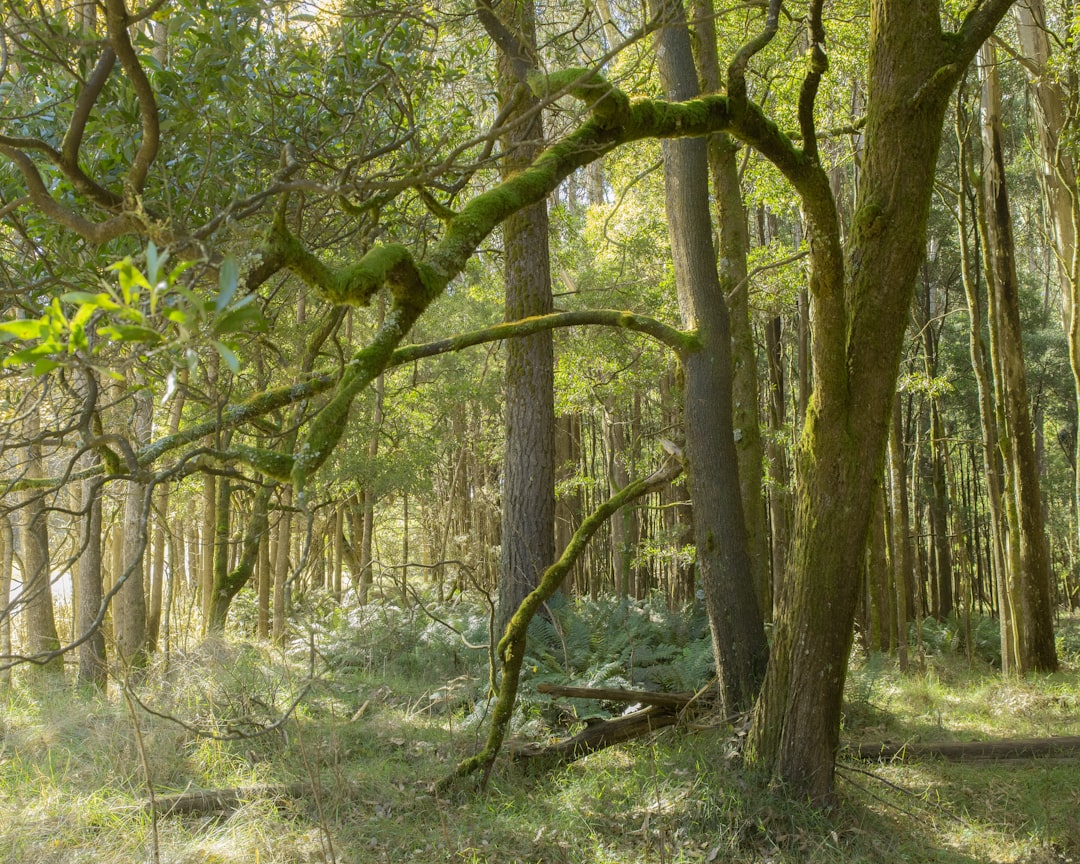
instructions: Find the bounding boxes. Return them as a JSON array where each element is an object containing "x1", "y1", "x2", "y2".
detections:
[
  {"x1": 744, "y1": 0, "x2": 1020, "y2": 801},
  {"x1": 0, "y1": 0, "x2": 1030, "y2": 805},
  {"x1": 977, "y1": 40, "x2": 1058, "y2": 671},
  {"x1": 649, "y1": 0, "x2": 768, "y2": 713},
  {"x1": 482, "y1": 0, "x2": 557, "y2": 636}
]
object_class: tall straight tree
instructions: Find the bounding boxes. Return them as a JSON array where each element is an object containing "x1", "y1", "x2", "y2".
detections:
[
  {"x1": 115, "y1": 381, "x2": 152, "y2": 666},
  {"x1": 1013, "y1": 0, "x2": 1080, "y2": 557},
  {"x1": 20, "y1": 401, "x2": 63, "y2": 677},
  {"x1": 649, "y1": 0, "x2": 768, "y2": 713},
  {"x1": 482, "y1": 0, "x2": 556, "y2": 636},
  {"x1": 978, "y1": 41, "x2": 1058, "y2": 672},
  {"x1": 692, "y1": 0, "x2": 770, "y2": 613}
]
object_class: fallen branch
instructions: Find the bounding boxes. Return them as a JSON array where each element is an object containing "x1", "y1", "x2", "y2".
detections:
[
  {"x1": 850, "y1": 735, "x2": 1080, "y2": 762},
  {"x1": 536, "y1": 683, "x2": 697, "y2": 708},
  {"x1": 142, "y1": 783, "x2": 312, "y2": 817},
  {"x1": 510, "y1": 705, "x2": 682, "y2": 762}
]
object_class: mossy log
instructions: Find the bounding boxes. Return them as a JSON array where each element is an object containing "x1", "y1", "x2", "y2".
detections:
[{"x1": 509, "y1": 705, "x2": 683, "y2": 763}]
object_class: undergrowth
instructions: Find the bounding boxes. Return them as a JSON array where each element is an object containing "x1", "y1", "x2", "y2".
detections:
[{"x1": 1, "y1": 602, "x2": 1078, "y2": 863}]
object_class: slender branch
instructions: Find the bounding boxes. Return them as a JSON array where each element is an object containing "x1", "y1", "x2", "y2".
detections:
[
  {"x1": 450, "y1": 457, "x2": 684, "y2": 786},
  {"x1": 104, "y1": 0, "x2": 159, "y2": 196},
  {"x1": 797, "y1": 0, "x2": 827, "y2": 162},
  {"x1": 0, "y1": 144, "x2": 139, "y2": 243},
  {"x1": 391, "y1": 309, "x2": 696, "y2": 362},
  {"x1": 727, "y1": 0, "x2": 781, "y2": 102},
  {"x1": 61, "y1": 46, "x2": 125, "y2": 209}
]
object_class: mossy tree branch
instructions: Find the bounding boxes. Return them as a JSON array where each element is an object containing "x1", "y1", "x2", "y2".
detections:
[
  {"x1": 7, "y1": 307, "x2": 690, "y2": 494},
  {"x1": 450, "y1": 457, "x2": 683, "y2": 788}
]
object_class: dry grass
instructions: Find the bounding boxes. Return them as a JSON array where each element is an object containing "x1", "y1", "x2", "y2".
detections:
[{"x1": 1, "y1": 614, "x2": 1079, "y2": 863}]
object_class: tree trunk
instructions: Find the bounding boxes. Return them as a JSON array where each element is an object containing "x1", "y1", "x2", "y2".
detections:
[
  {"x1": 0, "y1": 515, "x2": 13, "y2": 687},
  {"x1": 888, "y1": 397, "x2": 911, "y2": 671},
  {"x1": 147, "y1": 378, "x2": 185, "y2": 653},
  {"x1": 493, "y1": 0, "x2": 556, "y2": 637},
  {"x1": 978, "y1": 41, "x2": 1058, "y2": 673},
  {"x1": 955, "y1": 100, "x2": 1015, "y2": 671},
  {"x1": 76, "y1": 476, "x2": 107, "y2": 689},
  {"x1": 765, "y1": 313, "x2": 790, "y2": 613},
  {"x1": 115, "y1": 383, "x2": 152, "y2": 667},
  {"x1": 692, "y1": 0, "x2": 769, "y2": 612},
  {"x1": 257, "y1": 513, "x2": 271, "y2": 639},
  {"x1": 1013, "y1": 0, "x2": 1080, "y2": 593},
  {"x1": 745, "y1": 2, "x2": 1009, "y2": 802},
  {"x1": 272, "y1": 487, "x2": 293, "y2": 643},
  {"x1": 21, "y1": 407, "x2": 63, "y2": 677},
  {"x1": 208, "y1": 484, "x2": 273, "y2": 632},
  {"x1": 649, "y1": 0, "x2": 767, "y2": 714}
]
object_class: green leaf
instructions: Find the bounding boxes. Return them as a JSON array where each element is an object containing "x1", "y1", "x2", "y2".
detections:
[
  {"x1": 60, "y1": 291, "x2": 123, "y2": 311},
  {"x1": 96, "y1": 324, "x2": 164, "y2": 344},
  {"x1": 213, "y1": 339, "x2": 240, "y2": 373},
  {"x1": 145, "y1": 241, "x2": 164, "y2": 286},
  {"x1": 0, "y1": 319, "x2": 45, "y2": 340},
  {"x1": 33, "y1": 357, "x2": 61, "y2": 375},
  {"x1": 216, "y1": 256, "x2": 239, "y2": 312},
  {"x1": 214, "y1": 303, "x2": 267, "y2": 335},
  {"x1": 3, "y1": 344, "x2": 57, "y2": 367}
]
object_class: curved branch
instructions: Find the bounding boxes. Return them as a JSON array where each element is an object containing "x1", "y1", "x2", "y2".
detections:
[
  {"x1": 60, "y1": 46, "x2": 125, "y2": 209},
  {"x1": 727, "y1": 0, "x2": 782, "y2": 102},
  {"x1": 0, "y1": 144, "x2": 139, "y2": 243},
  {"x1": 451, "y1": 456, "x2": 684, "y2": 786},
  {"x1": 104, "y1": 0, "x2": 159, "y2": 196},
  {"x1": 391, "y1": 309, "x2": 696, "y2": 362},
  {"x1": 953, "y1": 0, "x2": 1024, "y2": 62},
  {"x1": 797, "y1": 0, "x2": 828, "y2": 162}
]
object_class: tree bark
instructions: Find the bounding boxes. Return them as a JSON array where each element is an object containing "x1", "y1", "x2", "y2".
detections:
[
  {"x1": 649, "y1": 0, "x2": 768, "y2": 714},
  {"x1": 978, "y1": 41, "x2": 1058, "y2": 673},
  {"x1": 0, "y1": 515, "x2": 13, "y2": 687},
  {"x1": 955, "y1": 100, "x2": 1015, "y2": 671},
  {"x1": 76, "y1": 476, "x2": 107, "y2": 688},
  {"x1": 745, "y1": 1, "x2": 1016, "y2": 802},
  {"x1": 692, "y1": 0, "x2": 770, "y2": 613},
  {"x1": 115, "y1": 382, "x2": 152, "y2": 667},
  {"x1": 493, "y1": 0, "x2": 556, "y2": 637},
  {"x1": 1013, "y1": 0, "x2": 1080, "y2": 591},
  {"x1": 208, "y1": 484, "x2": 274, "y2": 632},
  {"x1": 21, "y1": 405, "x2": 63, "y2": 677},
  {"x1": 272, "y1": 486, "x2": 293, "y2": 644}
]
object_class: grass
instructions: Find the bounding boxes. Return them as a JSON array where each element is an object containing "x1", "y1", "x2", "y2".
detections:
[{"x1": 1, "y1": 604, "x2": 1079, "y2": 863}]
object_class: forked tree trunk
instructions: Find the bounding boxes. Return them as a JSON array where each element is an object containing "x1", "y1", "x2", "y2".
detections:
[{"x1": 745, "y1": 1, "x2": 1016, "y2": 802}]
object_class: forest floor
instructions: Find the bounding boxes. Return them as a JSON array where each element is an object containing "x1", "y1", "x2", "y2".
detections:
[{"x1": 2, "y1": 603, "x2": 1079, "y2": 864}]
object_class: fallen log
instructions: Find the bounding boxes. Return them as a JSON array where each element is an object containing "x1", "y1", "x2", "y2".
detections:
[
  {"x1": 535, "y1": 683, "x2": 698, "y2": 709},
  {"x1": 142, "y1": 782, "x2": 312, "y2": 817},
  {"x1": 510, "y1": 705, "x2": 682, "y2": 762},
  {"x1": 850, "y1": 735, "x2": 1080, "y2": 762}
]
